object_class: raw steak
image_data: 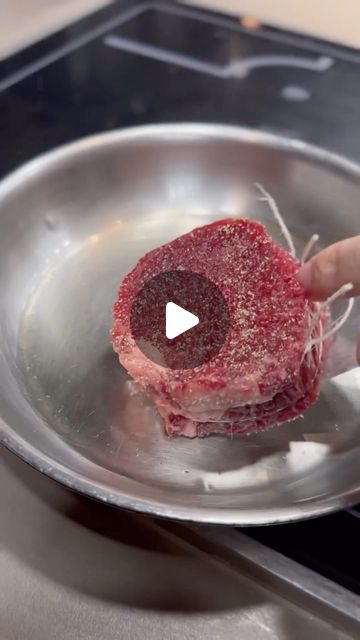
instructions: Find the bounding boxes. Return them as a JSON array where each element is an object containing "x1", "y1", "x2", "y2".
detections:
[{"x1": 112, "y1": 219, "x2": 326, "y2": 437}]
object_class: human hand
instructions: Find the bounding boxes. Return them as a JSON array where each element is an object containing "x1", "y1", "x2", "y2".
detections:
[{"x1": 297, "y1": 235, "x2": 360, "y2": 364}]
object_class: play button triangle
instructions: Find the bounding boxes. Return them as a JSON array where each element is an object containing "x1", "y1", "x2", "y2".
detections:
[{"x1": 166, "y1": 302, "x2": 199, "y2": 340}]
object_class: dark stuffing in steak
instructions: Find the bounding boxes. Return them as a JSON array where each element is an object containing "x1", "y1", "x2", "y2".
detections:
[{"x1": 112, "y1": 219, "x2": 327, "y2": 437}]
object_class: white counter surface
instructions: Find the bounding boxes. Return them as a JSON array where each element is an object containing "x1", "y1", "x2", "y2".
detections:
[
  {"x1": 189, "y1": 1, "x2": 360, "y2": 49},
  {"x1": 0, "y1": 0, "x2": 109, "y2": 58},
  {"x1": 1, "y1": 1, "x2": 359, "y2": 60}
]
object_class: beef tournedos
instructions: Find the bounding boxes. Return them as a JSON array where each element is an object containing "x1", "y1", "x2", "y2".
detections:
[{"x1": 112, "y1": 219, "x2": 326, "y2": 437}]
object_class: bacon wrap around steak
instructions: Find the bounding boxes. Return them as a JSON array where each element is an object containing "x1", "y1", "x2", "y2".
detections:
[{"x1": 112, "y1": 219, "x2": 327, "y2": 437}]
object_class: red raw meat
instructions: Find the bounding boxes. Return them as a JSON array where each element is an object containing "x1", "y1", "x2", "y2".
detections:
[{"x1": 112, "y1": 219, "x2": 326, "y2": 437}]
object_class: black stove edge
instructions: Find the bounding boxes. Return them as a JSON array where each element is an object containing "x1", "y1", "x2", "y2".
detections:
[
  {"x1": 1, "y1": 0, "x2": 360, "y2": 83},
  {"x1": 162, "y1": 522, "x2": 360, "y2": 636},
  {"x1": 0, "y1": 0, "x2": 147, "y2": 92}
]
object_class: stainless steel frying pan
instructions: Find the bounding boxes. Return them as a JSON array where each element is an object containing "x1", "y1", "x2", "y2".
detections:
[{"x1": 0, "y1": 124, "x2": 359, "y2": 525}]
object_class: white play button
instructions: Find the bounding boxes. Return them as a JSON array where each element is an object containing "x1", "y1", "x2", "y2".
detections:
[{"x1": 165, "y1": 302, "x2": 199, "y2": 340}]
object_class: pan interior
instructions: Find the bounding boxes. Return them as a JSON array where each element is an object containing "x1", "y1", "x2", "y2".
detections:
[{"x1": 1, "y1": 125, "x2": 359, "y2": 521}]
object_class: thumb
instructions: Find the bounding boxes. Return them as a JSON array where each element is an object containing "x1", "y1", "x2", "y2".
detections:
[{"x1": 297, "y1": 235, "x2": 360, "y2": 301}]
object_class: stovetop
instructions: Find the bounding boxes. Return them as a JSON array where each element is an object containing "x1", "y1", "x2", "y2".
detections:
[
  {"x1": 1, "y1": 0, "x2": 360, "y2": 183},
  {"x1": 0, "y1": 0, "x2": 359, "y2": 613},
  {"x1": 246, "y1": 505, "x2": 360, "y2": 595}
]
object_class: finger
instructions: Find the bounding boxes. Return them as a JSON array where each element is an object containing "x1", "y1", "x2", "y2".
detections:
[{"x1": 297, "y1": 235, "x2": 360, "y2": 300}]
